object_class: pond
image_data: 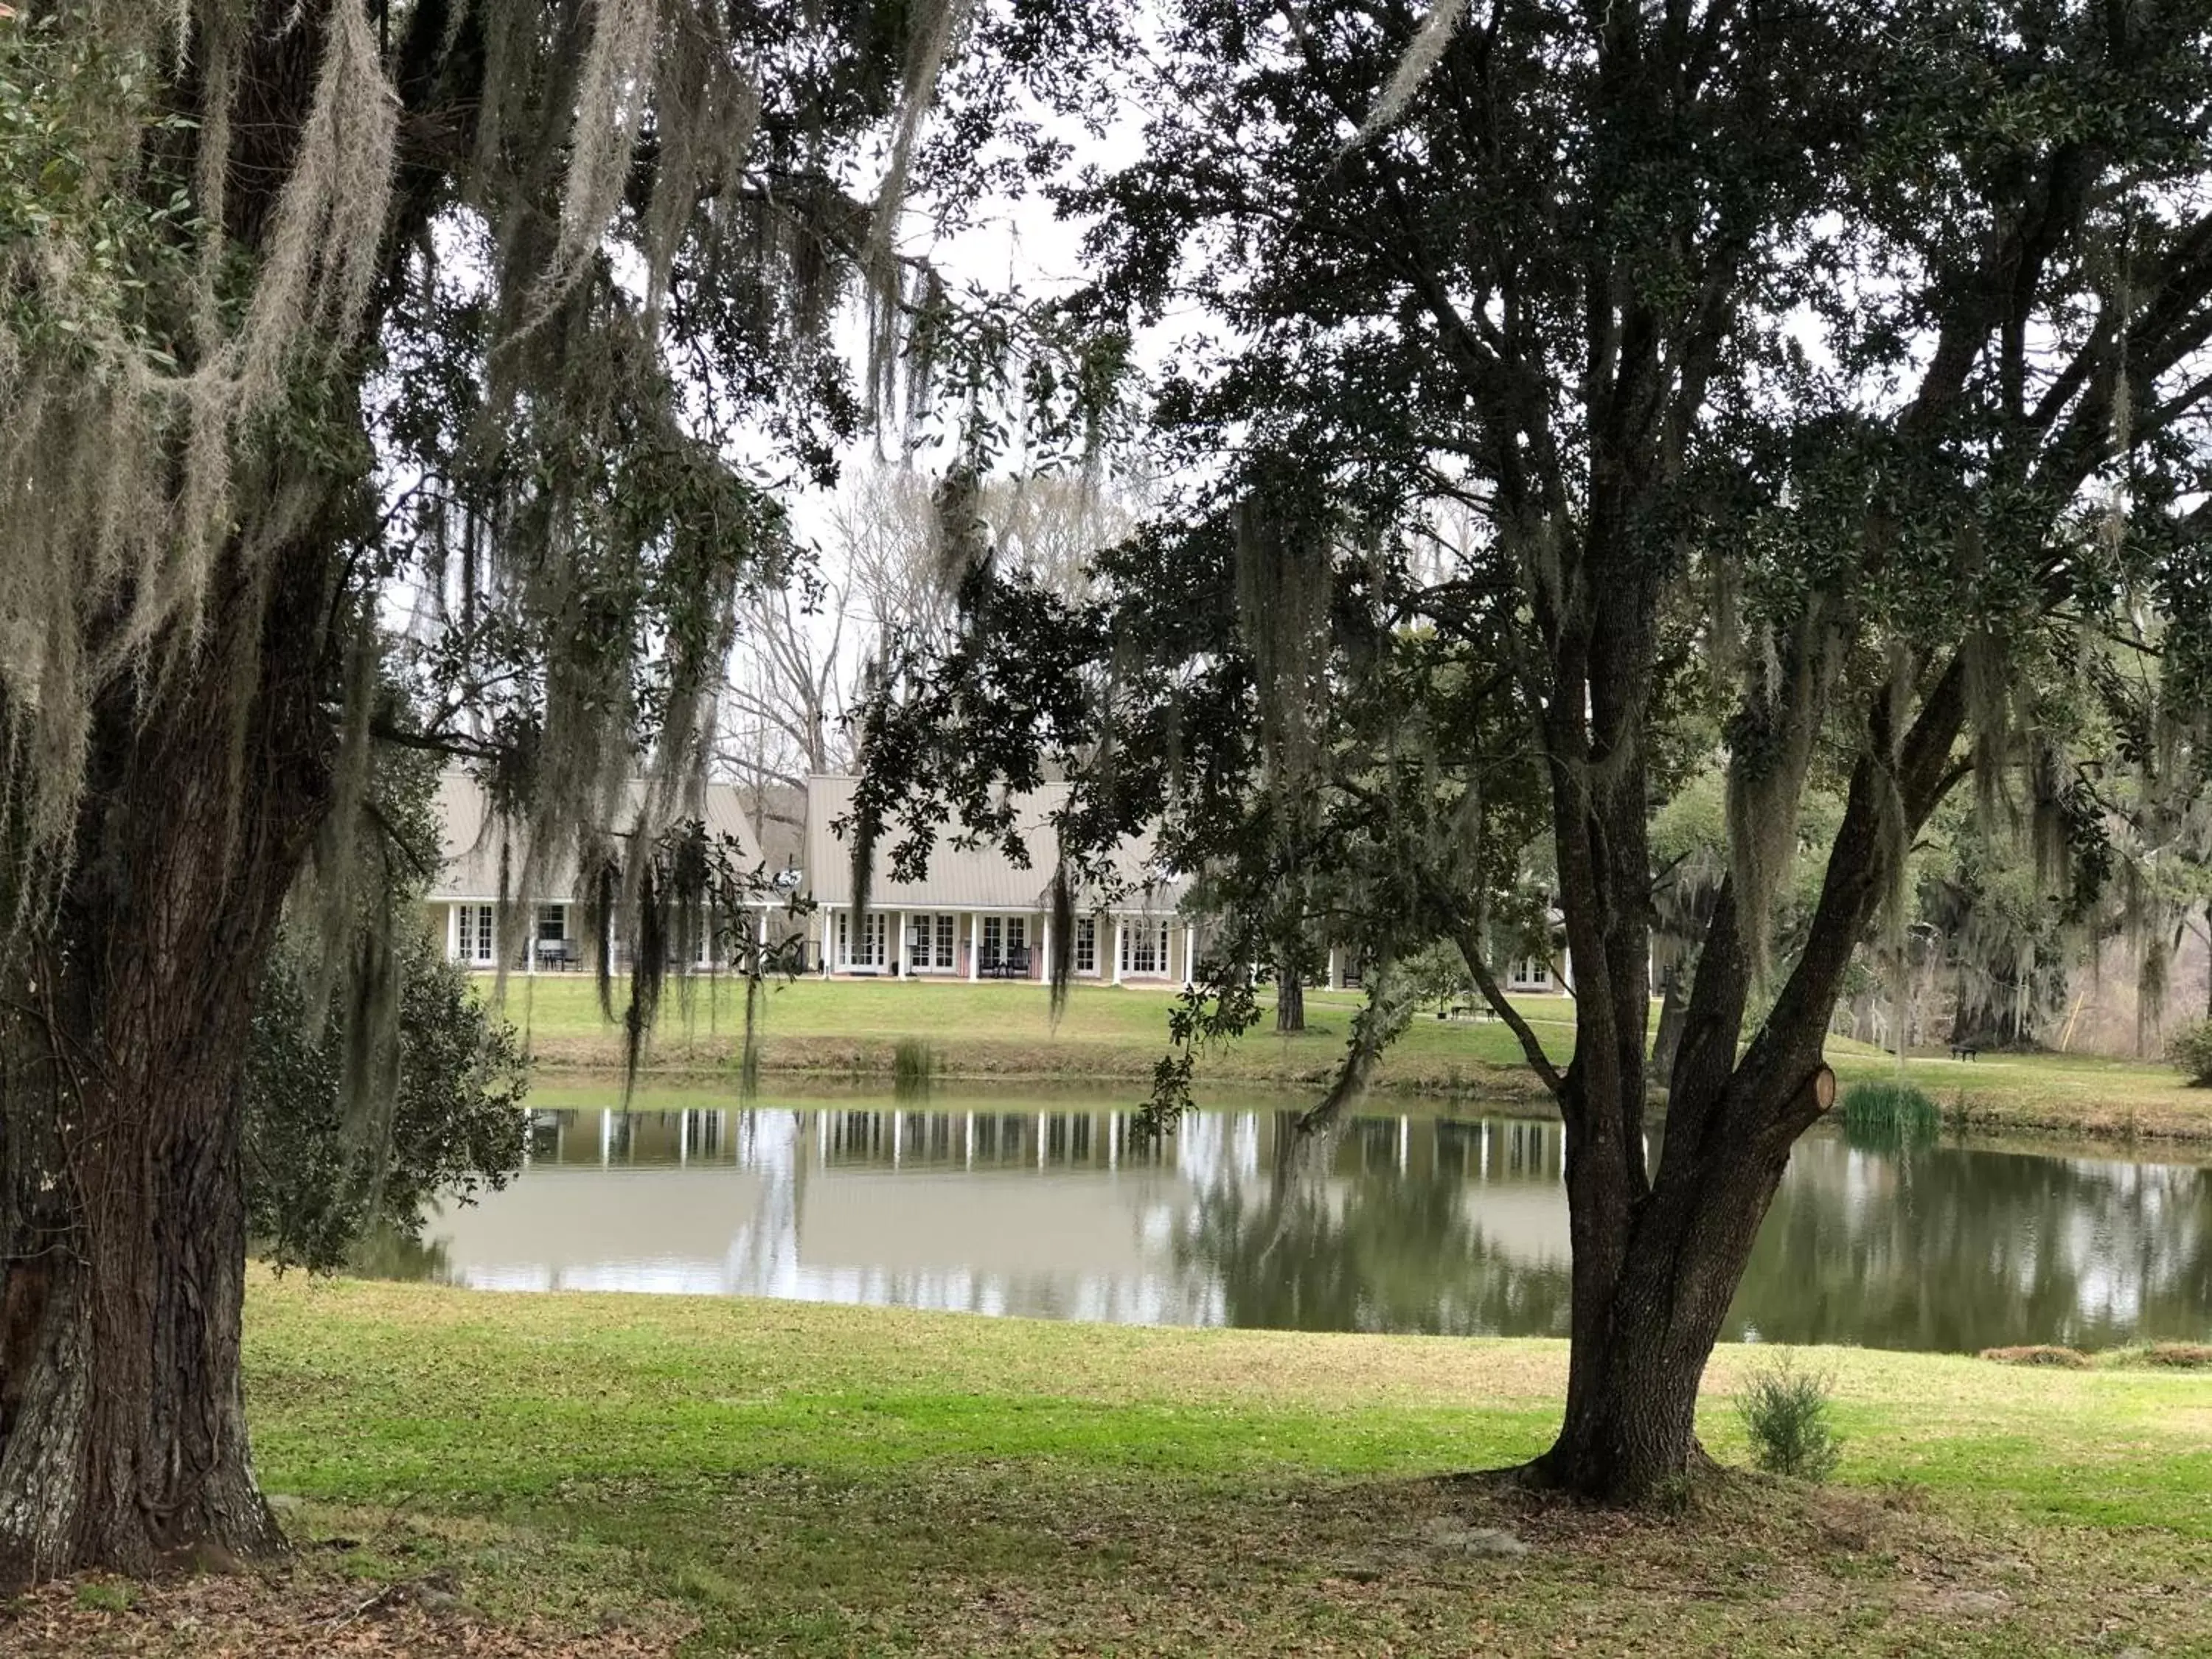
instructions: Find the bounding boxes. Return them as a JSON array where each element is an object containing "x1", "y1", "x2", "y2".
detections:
[{"x1": 403, "y1": 1090, "x2": 2212, "y2": 1354}]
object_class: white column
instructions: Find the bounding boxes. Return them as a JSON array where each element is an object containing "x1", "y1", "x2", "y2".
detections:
[
  {"x1": 1326, "y1": 947, "x2": 1341, "y2": 991},
  {"x1": 897, "y1": 909, "x2": 911, "y2": 978},
  {"x1": 526, "y1": 902, "x2": 537, "y2": 975},
  {"x1": 1111, "y1": 917, "x2": 1125, "y2": 984},
  {"x1": 1182, "y1": 926, "x2": 1196, "y2": 985},
  {"x1": 968, "y1": 913, "x2": 981, "y2": 981},
  {"x1": 446, "y1": 902, "x2": 460, "y2": 962},
  {"x1": 1040, "y1": 910, "x2": 1054, "y2": 983}
]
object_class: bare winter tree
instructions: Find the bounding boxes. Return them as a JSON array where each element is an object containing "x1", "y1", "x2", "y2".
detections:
[{"x1": 718, "y1": 459, "x2": 1140, "y2": 822}]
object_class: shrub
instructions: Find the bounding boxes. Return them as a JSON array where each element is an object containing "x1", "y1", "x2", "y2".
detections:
[
  {"x1": 1736, "y1": 1351, "x2": 1843, "y2": 1482},
  {"x1": 2166, "y1": 1019, "x2": 2212, "y2": 1088},
  {"x1": 2108, "y1": 1343, "x2": 2212, "y2": 1369},
  {"x1": 1838, "y1": 1079, "x2": 1939, "y2": 1151},
  {"x1": 244, "y1": 927, "x2": 529, "y2": 1273}
]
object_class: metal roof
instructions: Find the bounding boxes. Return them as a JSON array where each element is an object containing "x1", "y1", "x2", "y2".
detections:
[
  {"x1": 804, "y1": 775, "x2": 1187, "y2": 916},
  {"x1": 428, "y1": 768, "x2": 768, "y2": 902}
]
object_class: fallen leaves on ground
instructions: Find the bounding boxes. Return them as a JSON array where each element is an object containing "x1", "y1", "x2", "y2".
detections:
[{"x1": 0, "y1": 1564, "x2": 694, "y2": 1658}]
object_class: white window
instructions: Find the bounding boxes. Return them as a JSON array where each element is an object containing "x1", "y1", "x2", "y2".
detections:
[
  {"x1": 1510, "y1": 955, "x2": 1552, "y2": 989},
  {"x1": 837, "y1": 909, "x2": 887, "y2": 970},
  {"x1": 1073, "y1": 917, "x2": 1097, "y2": 975},
  {"x1": 456, "y1": 903, "x2": 496, "y2": 966},
  {"x1": 1120, "y1": 919, "x2": 1171, "y2": 976},
  {"x1": 1005, "y1": 917, "x2": 1027, "y2": 961},
  {"x1": 536, "y1": 903, "x2": 567, "y2": 943},
  {"x1": 981, "y1": 915, "x2": 1003, "y2": 962},
  {"x1": 908, "y1": 914, "x2": 957, "y2": 972}
]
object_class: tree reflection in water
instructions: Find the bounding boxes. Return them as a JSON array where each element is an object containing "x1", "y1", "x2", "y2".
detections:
[
  {"x1": 1731, "y1": 1138, "x2": 2212, "y2": 1351},
  {"x1": 1172, "y1": 1114, "x2": 1576, "y2": 1337},
  {"x1": 1171, "y1": 1112, "x2": 2211, "y2": 1352}
]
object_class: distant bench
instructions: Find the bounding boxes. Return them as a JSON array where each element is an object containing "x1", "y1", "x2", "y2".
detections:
[
  {"x1": 978, "y1": 948, "x2": 1033, "y2": 981},
  {"x1": 1949, "y1": 1042, "x2": 1979, "y2": 1062},
  {"x1": 1437, "y1": 1002, "x2": 1500, "y2": 1022}
]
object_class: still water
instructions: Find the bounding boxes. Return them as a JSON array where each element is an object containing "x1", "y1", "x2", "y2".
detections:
[{"x1": 408, "y1": 1093, "x2": 2212, "y2": 1353}]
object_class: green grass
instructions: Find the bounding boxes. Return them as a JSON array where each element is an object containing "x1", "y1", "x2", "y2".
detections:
[
  {"x1": 1827, "y1": 1045, "x2": 2212, "y2": 1141},
  {"x1": 499, "y1": 973, "x2": 2212, "y2": 1143},
  {"x1": 178, "y1": 1276, "x2": 2212, "y2": 1655}
]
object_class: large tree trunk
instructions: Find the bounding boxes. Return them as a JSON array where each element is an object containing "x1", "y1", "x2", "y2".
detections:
[
  {"x1": 0, "y1": 552, "x2": 334, "y2": 1584},
  {"x1": 1276, "y1": 960, "x2": 1305, "y2": 1032},
  {"x1": 1537, "y1": 1065, "x2": 1826, "y2": 1494}
]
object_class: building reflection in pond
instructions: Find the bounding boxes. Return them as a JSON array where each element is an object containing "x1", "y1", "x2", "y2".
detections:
[{"x1": 417, "y1": 1100, "x2": 2212, "y2": 1352}]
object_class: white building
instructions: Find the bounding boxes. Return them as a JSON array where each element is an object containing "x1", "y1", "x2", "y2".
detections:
[
  {"x1": 425, "y1": 769, "x2": 775, "y2": 972},
  {"x1": 803, "y1": 775, "x2": 1194, "y2": 984}
]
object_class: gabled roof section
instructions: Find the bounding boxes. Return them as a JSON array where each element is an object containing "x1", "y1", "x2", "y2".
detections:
[
  {"x1": 428, "y1": 768, "x2": 768, "y2": 902},
  {"x1": 804, "y1": 775, "x2": 1186, "y2": 915}
]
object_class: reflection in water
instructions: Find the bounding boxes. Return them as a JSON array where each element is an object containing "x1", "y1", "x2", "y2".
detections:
[{"x1": 414, "y1": 1100, "x2": 2212, "y2": 1352}]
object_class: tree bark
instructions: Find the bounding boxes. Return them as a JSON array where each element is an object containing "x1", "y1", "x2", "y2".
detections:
[
  {"x1": 1276, "y1": 960, "x2": 1304, "y2": 1032},
  {"x1": 1537, "y1": 1067, "x2": 1829, "y2": 1494},
  {"x1": 0, "y1": 543, "x2": 335, "y2": 1584}
]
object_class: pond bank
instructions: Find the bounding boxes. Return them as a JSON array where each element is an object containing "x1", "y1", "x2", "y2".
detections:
[
  {"x1": 16, "y1": 1276, "x2": 2203, "y2": 1657},
  {"x1": 498, "y1": 975, "x2": 2212, "y2": 1144}
]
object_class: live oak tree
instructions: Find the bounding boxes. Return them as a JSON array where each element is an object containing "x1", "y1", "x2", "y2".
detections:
[
  {"x1": 0, "y1": 0, "x2": 1101, "y2": 1580},
  {"x1": 855, "y1": 0, "x2": 2212, "y2": 1498}
]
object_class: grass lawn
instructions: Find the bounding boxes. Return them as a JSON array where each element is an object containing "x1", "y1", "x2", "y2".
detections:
[
  {"x1": 501, "y1": 973, "x2": 2212, "y2": 1143},
  {"x1": 10, "y1": 1278, "x2": 2207, "y2": 1655}
]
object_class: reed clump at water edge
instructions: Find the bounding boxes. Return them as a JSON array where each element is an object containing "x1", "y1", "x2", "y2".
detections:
[
  {"x1": 891, "y1": 1037, "x2": 940, "y2": 1099},
  {"x1": 1838, "y1": 1079, "x2": 1941, "y2": 1150}
]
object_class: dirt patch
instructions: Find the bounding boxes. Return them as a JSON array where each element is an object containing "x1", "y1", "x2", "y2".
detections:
[{"x1": 524, "y1": 1031, "x2": 1562, "y2": 1104}]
